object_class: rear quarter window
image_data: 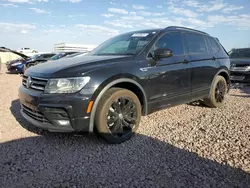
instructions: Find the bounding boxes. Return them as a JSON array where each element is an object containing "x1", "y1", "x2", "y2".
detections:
[
  {"x1": 208, "y1": 37, "x2": 220, "y2": 53},
  {"x1": 184, "y1": 33, "x2": 208, "y2": 54}
]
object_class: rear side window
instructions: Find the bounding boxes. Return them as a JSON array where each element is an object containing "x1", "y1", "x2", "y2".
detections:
[
  {"x1": 208, "y1": 37, "x2": 220, "y2": 53},
  {"x1": 185, "y1": 33, "x2": 208, "y2": 54},
  {"x1": 154, "y1": 32, "x2": 184, "y2": 55}
]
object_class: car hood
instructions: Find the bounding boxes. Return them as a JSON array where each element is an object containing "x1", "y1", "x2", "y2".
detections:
[
  {"x1": 26, "y1": 55, "x2": 132, "y2": 78},
  {"x1": 230, "y1": 58, "x2": 250, "y2": 65}
]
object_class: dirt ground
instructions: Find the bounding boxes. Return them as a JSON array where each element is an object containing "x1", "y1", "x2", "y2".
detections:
[{"x1": 0, "y1": 67, "x2": 249, "y2": 188}]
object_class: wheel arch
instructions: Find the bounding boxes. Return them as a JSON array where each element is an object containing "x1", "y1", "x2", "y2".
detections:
[
  {"x1": 216, "y1": 69, "x2": 230, "y2": 91},
  {"x1": 89, "y1": 77, "x2": 148, "y2": 132},
  {"x1": 209, "y1": 69, "x2": 230, "y2": 98}
]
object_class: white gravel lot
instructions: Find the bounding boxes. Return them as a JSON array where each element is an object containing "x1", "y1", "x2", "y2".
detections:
[{"x1": 0, "y1": 67, "x2": 250, "y2": 188}]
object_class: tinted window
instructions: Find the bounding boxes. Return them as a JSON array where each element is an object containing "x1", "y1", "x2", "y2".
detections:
[
  {"x1": 208, "y1": 37, "x2": 220, "y2": 53},
  {"x1": 229, "y1": 49, "x2": 250, "y2": 58},
  {"x1": 185, "y1": 33, "x2": 208, "y2": 54},
  {"x1": 42, "y1": 54, "x2": 55, "y2": 58},
  {"x1": 154, "y1": 32, "x2": 184, "y2": 55}
]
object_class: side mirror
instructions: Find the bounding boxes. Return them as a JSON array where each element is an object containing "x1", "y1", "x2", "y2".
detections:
[{"x1": 154, "y1": 48, "x2": 173, "y2": 60}]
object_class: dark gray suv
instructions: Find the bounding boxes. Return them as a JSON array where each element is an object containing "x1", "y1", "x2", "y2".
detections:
[{"x1": 19, "y1": 26, "x2": 230, "y2": 144}]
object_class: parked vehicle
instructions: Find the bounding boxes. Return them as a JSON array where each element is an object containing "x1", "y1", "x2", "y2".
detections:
[
  {"x1": 17, "y1": 48, "x2": 38, "y2": 56},
  {"x1": 19, "y1": 53, "x2": 56, "y2": 74},
  {"x1": 4, "y1": 48, "x2": 30, "y2": 74},
  {"x1": 19, "y1": 26, "x2": 230, "y2": 144},
  {"x1": 229, "y1": 48, "x2": 250, "y2": 84},
  {"x1": 6, "y1": 53, "x2": 55, "y2": 74},
  {"x1": 24, "y1": 51, "x2": 78, "y2": 71}
]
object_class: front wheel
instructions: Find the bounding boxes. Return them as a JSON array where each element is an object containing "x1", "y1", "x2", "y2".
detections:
[
  {"x1": 95, "y1": 88, "x2": 141, "y2": 144},
  {"x1": 203, "y1": 75, "x2": 227, "y2": 108}
]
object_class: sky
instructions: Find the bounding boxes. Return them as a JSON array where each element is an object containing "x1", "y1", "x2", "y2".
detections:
[{"x1": 0, "y1": 0, "x2": 250, "y2": 52}]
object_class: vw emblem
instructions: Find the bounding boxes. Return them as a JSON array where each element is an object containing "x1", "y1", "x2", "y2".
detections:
[{"x1": 26, "y1": 76, "x2": 32, "y2": 88}]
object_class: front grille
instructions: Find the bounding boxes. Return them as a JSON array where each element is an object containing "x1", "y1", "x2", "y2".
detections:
[
  {"x1": 234, "y1": 64, "x2": 250, "y2": 67},
  {"x1": 22, "y1": 104, "x2": 50, "y2": 123},
  {"x1": 231, "y1": 67, "x2": 249, "y2": 72},
  {"x1": 22, "y1": 75, "x2": 48, "y2": 91}
]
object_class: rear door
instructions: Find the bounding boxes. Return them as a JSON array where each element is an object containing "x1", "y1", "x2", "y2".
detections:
[{"x1": 183, "y1": 32, "x2": 219, "y2": 100}]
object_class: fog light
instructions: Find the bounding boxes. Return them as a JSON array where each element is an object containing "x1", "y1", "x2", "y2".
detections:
[{"x1": 57, "y1": 120, "x2": 70, "y2": 126}]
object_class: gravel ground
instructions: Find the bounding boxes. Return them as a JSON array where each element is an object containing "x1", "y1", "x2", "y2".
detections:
[{"x1": 0, "y1": 67, "x2": 250, "y2": 188}]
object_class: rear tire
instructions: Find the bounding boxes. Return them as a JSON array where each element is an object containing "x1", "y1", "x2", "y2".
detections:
[
  {"x1": 95, "y1": 88, "x2": 141, "y2": 144},
  {"x1": 203, "y1": 75, "x2": 227, "y2": 108}
]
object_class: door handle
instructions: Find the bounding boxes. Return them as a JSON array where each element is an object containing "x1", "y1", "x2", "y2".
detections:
[
  {"x1": 212, "y1": 56, "x2": 216, "y2": 61},
  {"x1": 183, "y1": 59, "x2": 189, "y2": 64}
]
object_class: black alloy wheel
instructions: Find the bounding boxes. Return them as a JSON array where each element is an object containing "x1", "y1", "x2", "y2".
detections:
[
  {"x1": 95, "y1": 88, "x2": 142, "y2": 144},
  {"x1": 107, "y1": 97, "x2": 138, "y2": 137},
  {"x1": 215, "y1": 80, "x2": 227, "y2": 103}
]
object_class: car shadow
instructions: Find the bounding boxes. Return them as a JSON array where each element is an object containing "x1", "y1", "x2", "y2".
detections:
[
  {"x1": 230, "y1": 84, "x2": 250, "y2": 98},
  {"x1": 230, "y1": 94, "x2": 250, "y2": 98},
  {"x1": 187, "y1": 100, "x2": 207, "y2": 108},
  {"x1": 7, "y1": 99, "x2": 250, "y2": 187},
  {"x1": 239, "y1": 87, "x2": 250, "y2": 95}
]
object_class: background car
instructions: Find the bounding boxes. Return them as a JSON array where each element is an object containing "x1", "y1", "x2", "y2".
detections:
[
  {"x1": 23, "y1": 51, "x2": 78, "y2": 72},
  {"x1": 229, "y1": 48, "x2": 250, "y2": 84},
  {"x1": 17, "y1": 53, "x2": 56, "y2": 74},
  {"x1": 17, "y1": 48, "x2": 38, "y2": 56},
  {"x1": 3, "y1": 47, "x2": 30, "y2": 74}
]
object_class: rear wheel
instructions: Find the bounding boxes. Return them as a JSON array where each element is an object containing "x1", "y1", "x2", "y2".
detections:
[
  {"x1": 203, "y1": 75, "x2": 227, "y2": 108},
  {"x1": 95, "y1": 88, "x2": 141, "y2": 144}
]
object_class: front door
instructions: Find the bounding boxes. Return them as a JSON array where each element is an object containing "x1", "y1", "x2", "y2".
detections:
[{"x1": 145, "y1": 31, "x2": 192, "y2": 111}]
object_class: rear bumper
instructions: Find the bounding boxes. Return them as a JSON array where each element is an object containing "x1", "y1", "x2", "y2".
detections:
[{"x1": 19, "y1": 85, "x2": 95, "y2": 132}]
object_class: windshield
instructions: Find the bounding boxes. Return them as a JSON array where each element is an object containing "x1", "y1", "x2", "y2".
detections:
[
  {"x1": 30, "y1": 54, "x2": 41, "y2": 59},
  {"x1": 229, "y1": 48, "x2": 250, "y2": 58},
  {"x1": 89, "y1": 31, "x2": 159, "y2": 56}
]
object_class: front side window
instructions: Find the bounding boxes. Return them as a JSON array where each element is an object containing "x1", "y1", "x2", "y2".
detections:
[
  {"x1": 153, "y1": 32, "x2": 184, "y2": 55},
  {"x1": 90, "y1": 31, "x2": 159, "y2": 56},
  {"x1": 185, "y1": 33, "x2": 208, "y2": 54}
]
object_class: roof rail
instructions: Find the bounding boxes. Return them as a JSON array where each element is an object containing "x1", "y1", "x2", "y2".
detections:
[{"x1": 165, "y1": 26, "x2": 209, "y2": 35}]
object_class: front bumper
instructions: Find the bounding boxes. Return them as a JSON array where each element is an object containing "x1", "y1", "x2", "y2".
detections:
[
  {"x1": 230, "y1": 71, "x2": 250, "y2": 83},
  {"x1": 6, "y1": 64, "x2": 19, "y2": 73},
  {"x1": 18, "y1": 85, "x2": 95, "y2": 132}
]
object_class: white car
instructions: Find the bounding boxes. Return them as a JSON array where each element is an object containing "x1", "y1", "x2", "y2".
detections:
[{"x1": 17, "y1": 48, "x2": 38, "y2": 56}]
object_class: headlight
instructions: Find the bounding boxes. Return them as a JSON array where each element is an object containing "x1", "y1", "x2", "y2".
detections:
[
  {"x1": 246, "y1": 66, "x2": 250, "y2": 71},
  {"x1": 11, "y1": 62, "x2": 22, "y2": 66},
  {"x1": 44, "y1": 77, "x2": 90, "y2": 94}
]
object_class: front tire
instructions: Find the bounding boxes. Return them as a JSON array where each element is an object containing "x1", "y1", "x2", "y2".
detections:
[
  {"x1": 204, "y1": 75, "x2": 227, "y2": 108},
  {"x1": 95, "y1": 88, "x2": 141, "y2": 144}
]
